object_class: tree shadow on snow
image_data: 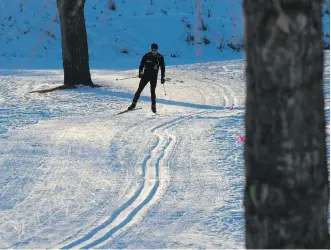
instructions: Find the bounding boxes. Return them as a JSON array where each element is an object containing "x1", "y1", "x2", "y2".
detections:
[{"x1": 60, "y1": 86, "x2": 243, "y2": 111}]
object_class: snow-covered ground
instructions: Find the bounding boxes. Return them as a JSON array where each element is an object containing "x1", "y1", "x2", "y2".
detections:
[
  {"x1": 0, "y1": 52, "x2": 329, "y2": 249},
  {"x1": 0, "y1": 0, "x2": 330, "y2": 248}
]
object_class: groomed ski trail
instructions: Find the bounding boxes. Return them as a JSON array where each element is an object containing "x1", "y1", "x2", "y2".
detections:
[
  {"x1": 54, "y1": 115, "x2": 189, "y2": 249},
  {"x1": 55, "y1": 110, "x2": 222, "y2": 249}
]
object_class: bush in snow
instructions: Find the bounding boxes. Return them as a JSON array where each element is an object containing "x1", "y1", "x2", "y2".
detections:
[
  {"x1": 120, "y1": 48, "x2": 129, "y2": 54},
  {"x1": 227, "y1": 42, "x2": 242, "y2": 52},
  {"x1": 146, "y1": 9, "x2": 154, "y2": 15},
  {"x1": 185, "y1": 32, "x2": 194, "y2": 45},
  {"x1": 217, "y1": 37, "x2": 225, "y2": 51},
  {"x1": 199, "y1": 20, "x2": 208, "y2": 31},
  {"x1": 170, "y1": 52, "x2": 180, "y2": 57},
  {"x1": 202, "y1": 36, "x2": 210, "y2": 45},
  {"x1": 182, "y1": 17, "x2": 191, "y2": 29},
  {"x1": 108, "y1": 0, "x2": 116, "y2": 11}
]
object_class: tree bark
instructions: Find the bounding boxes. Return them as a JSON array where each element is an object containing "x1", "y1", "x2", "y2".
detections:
[
  {"x1": 243, "y1": 0, "x2": 329, "y2": 248},
  {"x1": 56, "y1": 0, "x2": 94, "y2": 87}
]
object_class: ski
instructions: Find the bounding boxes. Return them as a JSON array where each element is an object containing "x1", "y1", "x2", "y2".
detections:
[{"x1": 115, "y1": 107, "x2": 142, "y2": 115}]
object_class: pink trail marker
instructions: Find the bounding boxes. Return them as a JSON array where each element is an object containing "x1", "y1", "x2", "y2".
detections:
[{"x1": 238, "y1": 136, "x2": 244, "y2": 143}]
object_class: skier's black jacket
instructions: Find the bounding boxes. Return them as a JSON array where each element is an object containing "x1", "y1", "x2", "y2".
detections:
[{"x1": 139, "y1": 52, "x2": 165, "y2": 79}]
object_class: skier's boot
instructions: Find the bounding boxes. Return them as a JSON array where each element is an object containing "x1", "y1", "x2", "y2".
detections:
[
  {"x1": 151, "y1": 104, "x2": 156, "y2": 113},
  {"x1": 128, "y1": 101, "x2": 137, "y2": 110}
]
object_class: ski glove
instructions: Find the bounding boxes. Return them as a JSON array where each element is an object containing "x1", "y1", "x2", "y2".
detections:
[
  {"x1": 161, "y1": 77, "x2": 165, "y2": 84},
  {"x1": 138, "y1": 72, "x2": 143, "y2": 78}
]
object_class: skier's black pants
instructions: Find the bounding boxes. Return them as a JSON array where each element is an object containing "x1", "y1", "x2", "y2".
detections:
[{"x1": 133, "y1": 76, "x2": 157, "y2": 106}]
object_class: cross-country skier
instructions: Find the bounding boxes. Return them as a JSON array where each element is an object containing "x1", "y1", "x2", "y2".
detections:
[{"x1": 127, "y1": 43, "x2": 165, "y2": 113}]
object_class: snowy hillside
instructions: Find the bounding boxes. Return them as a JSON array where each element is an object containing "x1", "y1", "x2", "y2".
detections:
[
  {"x1": 0, "y1": 0, "x2": 244, "y2": 69},
  {"x1": 0, "y1": 0, "x2": 330, "y2": 249},
  {"x1": 0, "y1": 51, "x2": 328, "y2": 249},
  {"x1": 0, "y1": 0, "x2": 329, "y2": 70}
]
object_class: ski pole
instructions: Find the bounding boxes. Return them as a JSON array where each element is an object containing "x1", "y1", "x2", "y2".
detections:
[
  {"x1": 116, "y1": 76, "x2": 137, "y2": 81},
  {"x1": 163, "y1": 84, "x2": 167, "y2": 96}
]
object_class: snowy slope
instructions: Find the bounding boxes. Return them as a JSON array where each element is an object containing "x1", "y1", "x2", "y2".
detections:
[
  {"x1": 1, "y1": 0, "x2": 329, "y2": 70},
  {"x1": 0, "y1": 52, "x2": 329, "y2": 249},
  {"x1": 0, "y1": 0, "x2": 244, "y2": 69},
  {"x1": 0, "y1": 0, "x2": 330, "y2": 248},
  {"x1": 0, "y1": 59, "x2": 245, "y2": 248}
]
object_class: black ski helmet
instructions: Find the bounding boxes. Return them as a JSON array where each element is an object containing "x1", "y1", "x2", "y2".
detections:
[{"x1": 151, "y1": 43, "x2": 158, "y2": 50}]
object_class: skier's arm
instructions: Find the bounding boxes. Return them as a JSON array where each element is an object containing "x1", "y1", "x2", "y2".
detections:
[
  {"x1": 160, "y1": 56, "x2": 165, "y2": 79},
  {"x1": 139, "y1": 55, "x2": 146, "y2": 74}
]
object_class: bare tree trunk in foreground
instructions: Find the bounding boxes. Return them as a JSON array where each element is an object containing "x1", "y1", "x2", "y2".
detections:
[{"x1": 243, "y1": 0, "x2": 329, "y2": 248}]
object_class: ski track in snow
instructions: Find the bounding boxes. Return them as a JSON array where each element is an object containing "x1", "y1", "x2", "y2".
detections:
[
  {"x1": 0, "y1": 53, "x2": 329, "y2": 249},
  {"x1": 56, "y1": 110, "x2": 225, "y2": 249},
  {"x1": 56, "y1": 117, "x2": 178, "y2": 249}
]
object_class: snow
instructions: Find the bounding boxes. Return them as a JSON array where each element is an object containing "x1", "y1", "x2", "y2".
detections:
[
  {"x1": 0, "y1": 0, "x2": 330, "y2": 248},
  {"x1": 0, "y1": 61, "x2": 248, "y2": 249},
  {"x1": 1, "y1": 0, "x2": 328, "y2": 69}
]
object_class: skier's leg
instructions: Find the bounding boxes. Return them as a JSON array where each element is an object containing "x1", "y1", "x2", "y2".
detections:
[
  {"x1": 128, "y1": 78, "x2": 149, "y2": 110},
  {"x1": 150, "y1": 78, "x2": 157, "y2": 112},
  {"x1": 133, "y1": 78, "x2": 149, "y2": 102}
]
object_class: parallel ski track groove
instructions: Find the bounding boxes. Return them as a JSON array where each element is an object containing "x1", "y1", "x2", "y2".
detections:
[
  {"x1": 50, "y1": 120, "x2": 147, "y2": 249},
  {"x1": 57, "y1": 110, "x2": 210, "y2": 249},
  {"x1": 82, "y1": 137, "x2": 172, "y2": 249}
]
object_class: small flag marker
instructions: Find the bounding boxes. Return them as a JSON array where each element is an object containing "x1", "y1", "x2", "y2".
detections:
[{"x1": 238, "y1": 136, "x2": 244, "y2": 142}]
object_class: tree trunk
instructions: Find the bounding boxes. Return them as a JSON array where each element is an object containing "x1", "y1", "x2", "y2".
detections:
[
  {"x1": 243, "y1": 0, "x2": 329, "y2": 248},
  {"x1": 56, "y1": 0, "x2": 94, "y2": 87}
]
